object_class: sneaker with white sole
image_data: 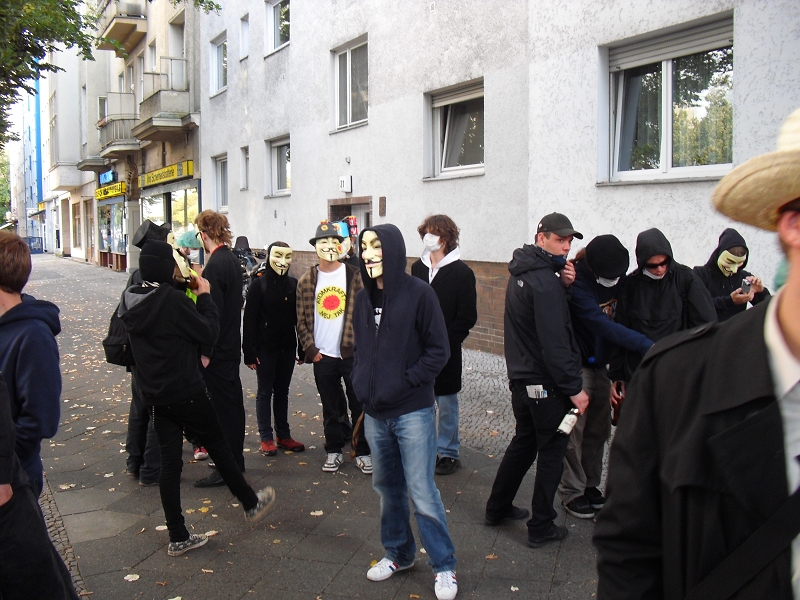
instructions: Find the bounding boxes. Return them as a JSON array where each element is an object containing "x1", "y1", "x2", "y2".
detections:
[
  {"x1": 434, "y1": 570, "x2": 458, "y2": 600},
  {"x1": 366, "y1": 557, "x2": 414, "y2": 581},
  {"x1": 355, "y1": 454, "x2": 373, "y2": 475},
  {"x1": 322, "y1": 452, "x2": 344, "y2": 472},
  {"x1": 167, "y1": 533, "x2": 208, "y2": 556},
  {"x1": 244, "y1": 486, "x2": 276, "y2": 523}
]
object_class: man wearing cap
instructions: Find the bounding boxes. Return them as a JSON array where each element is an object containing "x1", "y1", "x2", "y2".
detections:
[
  {"x1": 296, "y1": 222, "x2": 371, "y2": 474},
  {"x1": 484, "y1": 213, "x2": 589, "y2": 548},
  {"x1": 557, "y1": 235, "x2": 653, "y2": 520},
  {"x1": 594, "y1": 108, "x2": 800, "y2": 598}
]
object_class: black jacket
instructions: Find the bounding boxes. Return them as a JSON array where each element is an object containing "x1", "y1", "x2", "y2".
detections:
[
  {"x1": 503, "y1": 244, "x2": 583, "y2": 397},
  {"x1": 693, "y1": 228, "x2": 770, "y2": 322},
  {"x1": 119, "y1": 284, "x2": 219, "y2": 405},
  {"x1": 595, "y1": 300, "x2": 792, "y2": 599},
  {"x1": 0, "y1": 373, "x2": 27, "y2": 491},
  {"x1": 201, "y1": 245, "x2": 242, "y2": 361},
  {"x1": 613, "y1": 228, "x2": 716, "y2": 380},
  {"x1": 411, "y1": 256, "x2": 477, "y2": 395},
  {"x1": 352, "y1": 224, "x2": 450, "y2": 420},
  {"x1": 242, "y1": 268, "x2": 302, "y2": 364}
]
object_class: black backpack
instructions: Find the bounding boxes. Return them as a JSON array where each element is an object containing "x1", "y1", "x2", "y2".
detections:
[{"x1": 102, "y1": 304, "x2": 135, "y2": 367}]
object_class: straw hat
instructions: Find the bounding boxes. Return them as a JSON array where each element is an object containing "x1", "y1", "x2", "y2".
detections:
[{"x1": 713, "y1": 107, "x2": 800, "y2": 231}]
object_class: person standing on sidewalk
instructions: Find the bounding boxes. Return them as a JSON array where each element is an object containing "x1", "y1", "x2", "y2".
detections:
[
  {"x1": 352, "y1": 224, "x2": 457, "y2": 600},
  {"x1": 558, "y1": 235, "x2": 653, "y2": 519},
  {"x1": 243, "y1": 242, "x2": 305, "y2": 456},
  {"x1": 411, "y1": 215, "x2": 477, "y2": 476},
  {"x1": 296, "y1": 222, "x2": 371, "y2": 474},
  {"x1": 484, "y1": 213, "x2": 589, "y2": 548},
  {"x1": 0, "y1": 231, "x2": 61, "y2": 498},
  {"x1": 119, "y1": 241, "x2": 275, "y2": 556},
  {"x1": 193, "y1": 211, "x2": 247, "y2": 488}
]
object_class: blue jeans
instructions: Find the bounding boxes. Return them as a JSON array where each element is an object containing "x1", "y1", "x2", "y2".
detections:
[
  {"x1": 435, "y1": 394, "x2": 460, "y2": 459},
  {"x1": 364, "y1": 406, "x2": 456, "y2": 573}
]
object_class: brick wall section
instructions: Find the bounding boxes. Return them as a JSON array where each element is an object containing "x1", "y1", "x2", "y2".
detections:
[{"x1": 285, "y1": 251, "x2": 508, "y2": 357}]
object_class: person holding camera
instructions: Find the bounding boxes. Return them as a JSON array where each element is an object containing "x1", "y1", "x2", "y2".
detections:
[{"x1": 693, "y1": 228, "x2": 771, "y2": 323}]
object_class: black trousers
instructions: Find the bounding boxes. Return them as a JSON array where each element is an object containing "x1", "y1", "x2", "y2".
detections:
[
  {"x1": 485, "y1": 383, "x2": 572, "y2": 536},
  {"x1": 0, "y1": 484, "x2": 79, "y2": 599},
  {"x1": 152, "y1": 391, "x2": 258, "y2": 542},
  {"x1": 125, "y1": 372, "x2": 161, "y2": 481},
  {"x1": 202, "y1": 358, "x2": 246, "y2": 471},
  {"x1": 313, "y1": 355, "x2": 369, "y2": 455}
]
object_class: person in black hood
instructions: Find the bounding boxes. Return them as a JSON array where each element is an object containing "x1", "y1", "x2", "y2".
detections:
[
  {"x1": 119, "y1": 241, "x2": 275, "y2": 557},
  {"x1": 693, "y1": 228, "x2": 770, "y2": 322},
  {"x1": 242, "y1": 242, "x2": 305, "y2": 456},
  {"x1": 612, "y1": 228, "x2": 716, "y2": 383},
  {"x1": 351, "y1": 224, "x2": 458, "y2": 600},
  {"x1": 484, "y1": 213, "x2": 589, "y2": 550}
]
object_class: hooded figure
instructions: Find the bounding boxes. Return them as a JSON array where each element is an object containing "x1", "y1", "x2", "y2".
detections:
[
  {"x1": 612, "y1": 228, "x2": 716, "y2": 380},
  {"x1": 693, "y1": 228, "x2": 770, "y2": 322}
]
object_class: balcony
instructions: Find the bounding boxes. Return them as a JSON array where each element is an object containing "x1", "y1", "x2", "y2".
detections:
[
  {"x1": 97, "y1": 92, "x2": 140, "y2": 159},
  {"x1": 132, "y1": 57, "x2": 198, "y2": 142},
  {"x1": 96, "y1": 0, "x2": 147, "y2": 58},
  {"x1": 49, "y1": 163, "x2": 82, "y2": 190}
]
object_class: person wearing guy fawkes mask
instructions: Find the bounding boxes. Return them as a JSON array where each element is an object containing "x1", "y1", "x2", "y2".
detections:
[
  {"x1": 557, "y1": 235, "x2": 653, "y2": 520},
  {"x1": 296, "y1": 222, "x2": 371, "y2": 474},
  {"x1": 243, "y1": 243, "x2": 305, "y2": 457},
  {"x1": 611, "y1": 228, "x2": 716, "y2": 384},
  {"x1": 693, "y1": 228, "x2": 771, "y2": 322}
]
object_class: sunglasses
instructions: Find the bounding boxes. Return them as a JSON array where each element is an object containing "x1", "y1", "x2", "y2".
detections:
[{"x1": 644, "y1": 258, "x2": 670, "y2": 269}]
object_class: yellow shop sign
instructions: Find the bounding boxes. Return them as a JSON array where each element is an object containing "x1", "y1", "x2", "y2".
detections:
[
  {"x1": 139, "y1": 161, "x2": 194, "y2": 188},
  {"x1": 95, "y1": 182, "x2": 127, "y2": 200}
]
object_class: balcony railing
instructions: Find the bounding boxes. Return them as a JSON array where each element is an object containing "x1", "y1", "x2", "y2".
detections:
[
  {"x1": 142, "y1": 57, "x2": 188, "y2": 100},
  {"x1": 97, "y1": 93, "x2": 139, "y2": 153},
  {"x1": 96, "y1": 0, "x2": 147, "y2": 57}
]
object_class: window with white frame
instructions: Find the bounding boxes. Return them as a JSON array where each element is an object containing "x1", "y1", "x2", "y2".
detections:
[
  {"x1": 608, "y1": 16, "x2": 733, "y2": 181},
  {"x1": 215, "y1": 155, "x2": 228, "y2": 209},
  {"x1": 266, "y1": 137, "x2": 290, "y2": 196},
  {"x1": 211, "y1": 35, "x2": 228, "y2": 94},
  {"x1": 265, "y1": 0, "x2": 290, "y2": 53},
  {"x1": 148, "y1": 39, "x2": 157, "y2": 71},
  {"x1": 426, "y1": 79, "x2": 484, "y2": 178},
  {"x1": 240, "y1": 14, "x2": 249, "y2": 59},
  {"x1": 240, "y1": 146, "x2": 249, "y2": 190},
  {"x1": 335, "y1": 39, "x2": 368, "y2": 129}
]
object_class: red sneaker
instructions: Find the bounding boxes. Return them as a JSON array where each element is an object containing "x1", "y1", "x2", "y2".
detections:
[
  {"x1": 260, "y1": 440, "x2": 278, "y2": 456},
  {"x1": 276, "y1": 437, "x2": 305, "y2": 452},
  {"x1": 193, "y1": 447, "x2": 209, "y2": 460}
]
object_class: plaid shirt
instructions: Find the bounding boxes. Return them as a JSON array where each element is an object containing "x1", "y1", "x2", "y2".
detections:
[{"x1": 296, "y1": 263, "x2": 363, "y2": 362}]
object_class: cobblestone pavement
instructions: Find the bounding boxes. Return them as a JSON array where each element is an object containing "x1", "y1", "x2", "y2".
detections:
[{"x1": 26, "y1": 253, "x2": 600, "y2": 599}]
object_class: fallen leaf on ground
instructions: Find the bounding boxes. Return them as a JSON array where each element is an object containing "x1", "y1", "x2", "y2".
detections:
[
  {"x1": 273, "y1": 539, "x2": 281, "y2": 544},
  {"x1": 511, "y1": 586, "x2": 519, "y2": 592},
  {"x1": 298, "y1": 462, "x2": 307, "y2": 466},
  {"x1": 123, "y1": 574, "x2": 139, "y2": 581},
  {"x1": 310, "y1": 510, "x2": 324, "y2": 516},
  {"x1": 205, "y1": 530, "x2": 218, "y2": 537},
  {"x1": 198, "y1": 507, "x2": 210, "y2": 513},
  {"x1": 137, "y1": 528, "x2": 145, "y2": 534},
  {"x1": 186, "y1": 509, "x2": 196, "y2": 514},
  {"x1": 410, "y1": 595, "x2": 421, "y2": 599},
  {"x1": 201, "y1": 569, "x2": 213, "y2": 573},
  {"x1": 486, "y1": 554, "x2": 498, "y2": 560},
  {"x1": 202, "y1": 500, "x2": 212, "y2": 504},
  {"x1": 155, "y1": 525, "x2": 168, "y2": 531},
  {"x1": 103, "y1": 473, "x2": 114, "y2": 478}
]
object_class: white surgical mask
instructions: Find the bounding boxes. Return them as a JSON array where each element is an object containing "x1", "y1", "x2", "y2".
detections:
[
  {"x1": 643, "y1": 269, "x2": 666, "y2": 280},
  {"x1": 597, "y1": 276, "x2": 620, "y2": 288},
  {"x1": 188, "y1": 249, "x2": 200, "y2": 263},
  {"x1": 423, "y1": 233, "x2": 442, "y2": 253}
]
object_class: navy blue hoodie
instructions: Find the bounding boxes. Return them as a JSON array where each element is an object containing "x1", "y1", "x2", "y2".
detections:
[
  {"x1": 0, "y1": 295, "x2": 61, "y2": 487},
  {"x1": 352, "y1": 224, "x2": 450, "y2": 420}
]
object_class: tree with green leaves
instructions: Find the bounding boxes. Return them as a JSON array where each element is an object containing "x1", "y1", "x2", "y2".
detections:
[{"x1": 0, "y1": 149, "x2": 10, "y2": 220}]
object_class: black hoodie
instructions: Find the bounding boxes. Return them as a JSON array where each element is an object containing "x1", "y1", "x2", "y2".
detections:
[
  {"x1": 503, "y1": 243, "x2": 583, "y2": 397},
  {"x1": 693, "y1": 228, "x2": 770, "y2": 322},
  {"x1": 351, "y1": 224, "x2": 450, "y2": 420}
]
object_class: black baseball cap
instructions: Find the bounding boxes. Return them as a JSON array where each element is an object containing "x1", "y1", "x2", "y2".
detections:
[
  {"x1": 308, "y1": 221, "x2": 344, "y2": 246},
  {"x1": 536, "y1": 213, "x2": 583, "y2": 239}
]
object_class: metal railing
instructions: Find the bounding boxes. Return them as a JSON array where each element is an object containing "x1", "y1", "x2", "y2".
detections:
[
  {"x1": 142, "y1": 57, "x2": 188, "y2": 99},
  {"x1": 96, "y1": 93, "x2": 138, "y2": 148}
]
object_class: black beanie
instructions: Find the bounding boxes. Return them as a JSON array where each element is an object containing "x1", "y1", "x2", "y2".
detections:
[
  {"x1": 585, "y1": 234, "x2": 630, "y2": 279},
  {"x1": 139, "y1": 241, "x2": 175, "y2": 284}
]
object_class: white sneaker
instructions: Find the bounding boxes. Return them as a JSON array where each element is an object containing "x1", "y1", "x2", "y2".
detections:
[
  {"x1": 355, "y1": 454, "x2": 373, "y2": 475},
  {"x1": 366, "y1": 557, "x2": 414, "y2": 581},
  {"x1": 435, "y1": 570, "x2": 458, "y2": 600},
  {"x1": 322, "y1": 452, "x2": 344, "y2": 472}
]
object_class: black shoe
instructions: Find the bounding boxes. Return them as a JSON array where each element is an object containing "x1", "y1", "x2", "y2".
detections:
[
  {"x1": 139, "y1": 479, "x2": 159, "y2": 487},
  {"x1": 435, "y1": 457, "x2": 461, "y2": 476},
  {"x1": 584, "y1": 487, "x2": 606, "y2": 510},
  {"x1": 528, "y1": 524, "x2": 568, "y2": 548},
  {"x1": 194, "y1": 470, "x2": 226, "y2": 488},
  {"x1": 484, "y1": 505, "x2": 530, "y2": 526},
  {"x1": 564, "y1": 496, "x2": 596, "y2": 519}
]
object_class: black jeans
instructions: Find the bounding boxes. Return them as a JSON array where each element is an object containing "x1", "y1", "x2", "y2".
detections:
[
  {"x1": 152, "y1": 391, "x2": 258, "y2": 542},
  {"x1": 0, "y1": 484, "x2": 79, "y2": 599},
  {"x1": 485, "y1": 383, "x2": 572, "y2": 536},
  {"x1": 254, "y1": 347, "x2": 296, "y2": 441},
  {"x1": 125, "y1": 372, "x2": 161, "y2": 481},
  {"x1": 313, "y1": 355, "x2": 369, "y2": 456},
  {"x1": 202, "y1": 358, "x2": 246, "y2": 471}
]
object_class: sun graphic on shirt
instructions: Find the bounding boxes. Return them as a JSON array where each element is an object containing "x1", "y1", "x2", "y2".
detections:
[{"x1": 316, "y1": 286, "x2": 346, "y2": 320}]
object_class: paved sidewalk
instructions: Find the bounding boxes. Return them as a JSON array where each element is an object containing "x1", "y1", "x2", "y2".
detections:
[{"x1": 27, "y1": 253, "x2": 599, "y2": 600}]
